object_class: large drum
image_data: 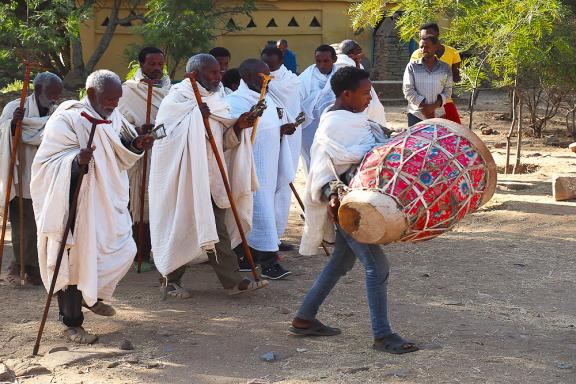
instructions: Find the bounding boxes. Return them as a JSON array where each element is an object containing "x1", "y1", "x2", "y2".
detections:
[{"x1": 338, "y1": 118, "x2": 497, "y2": 244}]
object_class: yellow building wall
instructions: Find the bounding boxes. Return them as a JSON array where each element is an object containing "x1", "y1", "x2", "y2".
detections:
[{"x1": 79, "y1": 0, "x2": 374, "y2": 78}]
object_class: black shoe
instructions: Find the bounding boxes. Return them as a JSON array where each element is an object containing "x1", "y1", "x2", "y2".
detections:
[
  {"x1": 278, "y1": 241, "x2": 295, "y2": 252},
  {"x1": 261, "y1": 263, "x2": 292, "y2": 280},
  {"x1": 238, "y1": 256, "x2": 253, "y2": 272}
]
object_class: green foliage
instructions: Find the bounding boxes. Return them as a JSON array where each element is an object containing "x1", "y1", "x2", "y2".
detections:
[
  {"x1": 0, "y1": 0, "x2": 93, "y2": 79},
  {"x1": 136, "y1": 0, "x2": 256, "y2": 77},
  {"x1": 0, "y1": 79, "x2": 34, "y2": 94}
]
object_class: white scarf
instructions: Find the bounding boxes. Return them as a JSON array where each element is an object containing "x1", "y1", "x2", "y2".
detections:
[
  {"x1": 334, "y1": 55, "x2": 388, "y2": 126},
  {"x1": 0, "y1": 94, "x2": 55, "y2": 202},
  {"x1": 299, "y1": 108, "x2": 388, "y2": 255},
  {"x1": 118, "y1": 69, "x2": 171, "y2": 223},
  {"x1": 31, "y1": 98, "x2": 141, "y2": 306},
  {"x1": 298, "y1": 64, "x2": 336, "y2": 131},
  {"x1": 151, "y1": 80, "x2": 256, "y2": 275}
]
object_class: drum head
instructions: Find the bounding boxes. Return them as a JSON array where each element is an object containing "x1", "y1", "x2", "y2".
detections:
[{"x1": 339, "y1": 189, "x2": 408, "y2": 244}]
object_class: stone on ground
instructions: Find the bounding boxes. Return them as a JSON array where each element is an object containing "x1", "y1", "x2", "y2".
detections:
[{"x1": 552, "y1": 173, "x2": 576, "y2": 201}]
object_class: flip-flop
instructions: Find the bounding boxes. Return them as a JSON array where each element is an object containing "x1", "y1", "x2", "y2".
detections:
[
  {"x1": 83, "y1": 301, "x2": 116, "y2": 316},
  {"x1": 289, "y1": 319, "x2": 341, "y2": 336},
  {"x1": 62, "y1": 326, "x2": 98, "y2": 345},
  {"x1": 227, "y1": 279, "x2": 269, "y2": 296},
  {"x1": 165, "y1": 282, "x2": 192, "y2": 299},
  {"x1": 373, "y1": 333, "x2": 419, "y2": 354}
]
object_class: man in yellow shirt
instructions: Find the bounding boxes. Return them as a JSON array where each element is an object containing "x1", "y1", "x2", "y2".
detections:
[{"x1": 411, "y1": 23, "x2": 461, "y2": 124}]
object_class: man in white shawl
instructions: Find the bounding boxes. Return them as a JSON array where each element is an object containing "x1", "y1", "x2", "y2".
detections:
[
  {"x1": 334, "y1": 39, "x2": 387, "y2": 126},
  {"x1": 118, "y1": 46, "x2": 171, "y2": 268},
  {"x1": 0, "y1": 72, "x2": 62, "y2": 286},
  {"x1": 261, "y1": 46, "x2": 302, "y2": 253},
  {"x1": 150, "y1": 54, "x2": 266, "y2": 298},
  {"x1": 227, "y1": 58, "x2": 295, "y2": 280},
  {"x1": 298, "y1": 44, "x2": 338, "y2": 172},
  {"x1": 290, "y1": 67, "x2": 419, "y2": 355},
  {"x1": 30, "y1": 70, "x2": 154, "y2": 344}
]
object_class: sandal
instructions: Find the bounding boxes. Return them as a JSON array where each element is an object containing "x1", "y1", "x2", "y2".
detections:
[
  {"x1": 373, "y1": 333, "x2": 419, "y2": 354},
  {"x1": 165, "y1": 282, "x2": 192, "y2": 299},
  {"x1": 289, "y1": 319, "x2": 341, "y2": 336},
  {"x1": 83, "y1": 300, "x2": 116, "y2": 317},
  {"x1": 62, "y1": 326, "x2": 98, "y2": 345},
  {"x1": 227, "y1": 279, "x2": 269, "y2": 296}
]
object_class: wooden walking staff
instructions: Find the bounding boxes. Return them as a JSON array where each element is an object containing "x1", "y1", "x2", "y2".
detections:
[
  {"x1": 250, "y1": 73, "x2": 273, "y2": 144},
  {"x1": 0, "y1": 61, "x2": 33, "y2": 279},
  {"x1": 33, "y1": 112, "x2": 111, "y2": 356},
  {"x1": 136, "y1": 79, "x2": 154, "y2": 273},
  {"x1": 188, "y1": 74, "x2": 261, "y2": 282}
]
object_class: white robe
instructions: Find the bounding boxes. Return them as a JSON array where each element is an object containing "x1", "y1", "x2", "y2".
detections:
[
  {"x1": 0, "y1": 94, "x2": 55, "y2": 205},
  {"x1": 150, "y1": 80, "x2": 257, "y2": 276},
  {"x1": 334, "y1": 54, "x2": 387, "y2": 126},
  {"x1": 298, "y1": 64, "x2": 336, "y2": 172},
  {"x1": 226, "y1": 80, "x2": 291, "y2": 252},
  {"x1": 118, "y1": 69, "x2": 171, "y2": 223},
  {"x1": 30, "y1": 98, "x2": 142, "y2": 306},
  {"x1": 299, "y1": 108, "x2": 388, "y2": 256},
  {"x1": 268, "y1": 65, "x2": 302, "y2": 240}
]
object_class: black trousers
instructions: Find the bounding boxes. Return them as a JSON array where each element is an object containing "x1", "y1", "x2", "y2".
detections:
[{"x1": 58, "y1": 285, "x2": 84, "y2": 327}]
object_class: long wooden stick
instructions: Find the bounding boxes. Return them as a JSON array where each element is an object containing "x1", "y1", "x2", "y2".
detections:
[
  {"x1": 33, "y1": 112, "x2": 111, "y2": 356},
  {"x1": 17, "y1": 143, "x2": 25, "y2": 285},
  {"x1": 250, "y1": 73, "x2": 273, "y2": 144},
  {"x1": 0, "y1": 62, "x2": 32, "y2": 277},
  {"x1": 188, "y1": 75, "x2": 260, "y2": 282},
  {"x1": 288, "y1": 183, "x2": 331, "y2": 257},
  {"x1": 136, "y1": 81, "x2": 154, "y2": 273}
]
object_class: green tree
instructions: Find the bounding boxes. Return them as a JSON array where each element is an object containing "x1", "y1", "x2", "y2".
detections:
[
  {"x1": 350, "y1": 0, "x2": 575, "y2": 173},
  {"x1": 0, "y1": 0, "x2": 148, "y2": 89},
  {"x1": 136, "y1": 0, "x2": 255, "y2": 78}
]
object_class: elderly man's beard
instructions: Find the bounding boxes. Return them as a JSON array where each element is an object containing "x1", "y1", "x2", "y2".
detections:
[
  {"x1": 197, "y1": 73, "x2": 220, "y2": 93},
  {"x1": 38, "y1": 92, "x2": 57, "y2": 109}
]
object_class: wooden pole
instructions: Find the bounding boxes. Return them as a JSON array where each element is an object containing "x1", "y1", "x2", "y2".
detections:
[
  {"x1": 136, "y1": 81, "x2": 154, "y2": 273},
  {"x1": 288, "y1": 183, "x2": 331, "y2": 257},
  {"x1": 188, "y1": 74, "x2": 260, "y2": 282},
  {"x1": 250, "y1": 73, "x2": 273, "y2": 144},
  {"x1": 32, "y1": 112, "x2": 111, "y2": 356},
  {"x1": 0, "y1": 62, "x2": 32, "y2": 276}
]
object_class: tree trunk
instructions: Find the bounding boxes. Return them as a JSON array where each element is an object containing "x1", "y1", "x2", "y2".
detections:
[
  {"x1": 513, "y1": 99, "x2": 523, "y2": 174},
  {"x1": 505, "y1": 88, "x2": 517, "y2": 174},
  {"x1": 84, "y1": 0, "x2": 122, "y2": 74}
]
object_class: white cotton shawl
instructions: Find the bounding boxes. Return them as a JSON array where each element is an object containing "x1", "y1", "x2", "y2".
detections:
[
  {"x1": 118, "y1": 69, "x2": 171, "y2": 223},
  {"x1": 268, "y1": 65, "x2": 303, "y2": 238},
  {"x1": 299, "y1": 108, "x2": 388, "y2": 256},
  {"x1": 30, "y1": 98, "x2": 141, "y2": 306},
  {"x1": 226, "y1": 80, "x2": 290, "y2": 251},
  {"x1": 298, "y1": 64, "x2": 335, "y2": 131},
  {"x1": 334, "y1": 54, "x2": 387, "y2": 126},
  {"x1": 151, "y1": 80, "x2": 256, "y2": 275},
  {"x1": 0, "y1": 94, "x2": 55, "y2": 204}
]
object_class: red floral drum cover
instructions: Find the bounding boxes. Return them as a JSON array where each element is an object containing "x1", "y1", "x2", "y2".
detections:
[{"x1": 347, "y1": 118, "x2": 497, "y2": 242}]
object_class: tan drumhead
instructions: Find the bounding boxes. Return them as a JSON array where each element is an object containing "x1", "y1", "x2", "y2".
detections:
[
  {"x1": 421, "y1": 118, "x2": 497, "y2": 206},
  {"x1": 339, "y1": 189, "x2": 408, "y2": 244}
]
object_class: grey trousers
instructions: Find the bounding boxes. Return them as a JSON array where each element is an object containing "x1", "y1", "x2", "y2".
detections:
[
  {"x1": 8, "y1": 197, "x2": 39, "y2": 272},
  {"x1": 167, "y1": 201, "x2": 243, "y2": 289}
]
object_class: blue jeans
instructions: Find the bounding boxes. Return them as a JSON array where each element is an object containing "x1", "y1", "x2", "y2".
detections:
[{"x1": 296, "y1": 225, "x2": 392, "y2": 339}]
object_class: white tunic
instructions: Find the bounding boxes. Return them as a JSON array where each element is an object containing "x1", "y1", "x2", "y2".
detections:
[{"x1": 30, "y1": 98, "x2": 142, "y2": 306}]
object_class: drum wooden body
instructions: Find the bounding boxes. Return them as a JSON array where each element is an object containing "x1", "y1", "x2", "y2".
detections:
[{"x1": 339, "y1": 118, "x2": 497, "y2": 244}]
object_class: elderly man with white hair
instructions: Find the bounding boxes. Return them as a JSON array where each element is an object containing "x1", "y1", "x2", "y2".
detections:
[
  {"x1": 30, "y1": 69, "x2": 153, "y2": 344},
  {"x1": 0, "y1": 71, "x2": 63, "y2": 286},
  {"x1": 334, "y1": 39, "x2": 387, "y2": 126},
  {"x1": 149, "y1": 53, "x2": 266, "y2": 299}
]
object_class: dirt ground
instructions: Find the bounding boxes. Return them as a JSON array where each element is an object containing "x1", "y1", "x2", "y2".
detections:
[{"x1": 1, "y1": 92, "x2": 575, "y2": 384}]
